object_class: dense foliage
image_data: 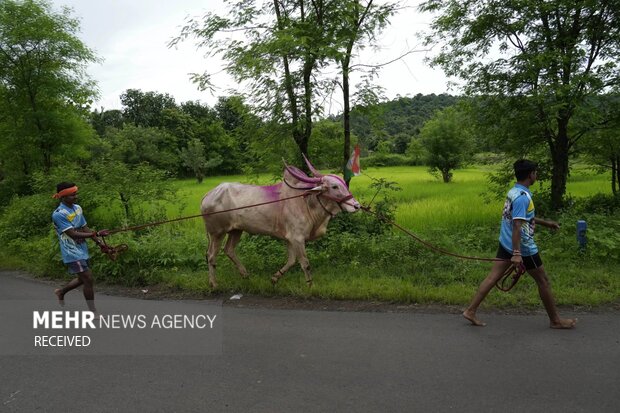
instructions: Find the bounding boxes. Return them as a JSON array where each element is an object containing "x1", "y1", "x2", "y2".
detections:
[
  {"x1": 0, "y1": 0, "x2": 98, "y2": 204},
  {"x1": 421, "y1": 0, "x2": 620, "y2": 209}
]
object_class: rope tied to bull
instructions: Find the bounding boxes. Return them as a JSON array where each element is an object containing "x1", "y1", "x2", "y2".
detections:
[
  {"x1": 358, "y1": 205, "x2": 526, "y2": 292},
  {"x1": 91, "y1": 191, "x2": 316, "y2": 261}
]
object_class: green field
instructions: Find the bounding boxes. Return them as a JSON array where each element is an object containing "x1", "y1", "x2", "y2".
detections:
[{"x1": 172, "y1": 165, "x2": 611, "y2": 230}]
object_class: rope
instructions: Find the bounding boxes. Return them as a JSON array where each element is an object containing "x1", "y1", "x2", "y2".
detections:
[
  {"x1": 359, "y1": 206, "x2": 525, "y2": 291},
  {"x1": 105, "y1": 192, "x2": 313, "y2": 236},
  {"x1": 92, "y1": 192, "x2": 313, "y2": 261}
]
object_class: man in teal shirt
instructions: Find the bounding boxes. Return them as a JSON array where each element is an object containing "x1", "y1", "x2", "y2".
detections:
[
  {"x1": 52, "y1": 182, "x2": 99, "y2": 313},
  {"x1": 463, "y1": 160, "x2": 576, "y2": 329}
]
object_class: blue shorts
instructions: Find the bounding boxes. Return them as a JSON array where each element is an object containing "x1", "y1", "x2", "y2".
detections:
[{"x1": 67, "y1": 259, "x2": 90, "y2": 274}]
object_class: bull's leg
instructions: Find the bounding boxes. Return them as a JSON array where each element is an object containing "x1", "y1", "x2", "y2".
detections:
[
  {"x1": 292, "y1": 239, "x2": 313, "y2": 287},
  {"x1": 206, "y1": 232, "x2": 225, "y2": 289},
  {"x1": 271, "y1": 241, "x2": 297, "y2": 285},
  {"x1": 224, "y1": 230, "x2": 248, "y2": 278}
]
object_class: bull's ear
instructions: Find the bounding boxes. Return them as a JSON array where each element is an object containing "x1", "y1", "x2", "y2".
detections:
[{"x1": 309, "y1": 185, "x2": 325, "y2": 192}]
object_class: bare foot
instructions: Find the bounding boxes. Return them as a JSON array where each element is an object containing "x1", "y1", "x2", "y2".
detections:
[
  {"x1": 550, "y1": 318, "x2": 577, "y2": 329},
  {"x1": 54, "y1": 289, "x2": 65, "y2": 307},
  {"x1": 463, "y1": 310, "x2": 486, "y2": 327}
]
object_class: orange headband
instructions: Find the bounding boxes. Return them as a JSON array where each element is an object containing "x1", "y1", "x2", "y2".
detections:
[{"x1": 53, "y1": 186, "x2": 78, "y2": 199}]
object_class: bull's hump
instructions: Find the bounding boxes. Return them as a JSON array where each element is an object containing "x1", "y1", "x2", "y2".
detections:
[
  {"x1": 202, "y1": 182, "x2": 284, "y2": 210},
  {"x1": 260, "y1": 183, "x2": 283, "y2": 200}
]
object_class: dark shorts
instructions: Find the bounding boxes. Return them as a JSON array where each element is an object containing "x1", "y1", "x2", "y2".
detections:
[
  {"x1": 67, "y1": 259, "x2": 90, "y2": 274},
  {"x1": 496, "y1": 243, "x2": 543, "y2": 270}
]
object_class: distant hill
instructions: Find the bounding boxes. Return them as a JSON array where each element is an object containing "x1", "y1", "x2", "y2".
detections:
[{"x1": 349, "y1": 93, "x2": 460, "y2": 152}]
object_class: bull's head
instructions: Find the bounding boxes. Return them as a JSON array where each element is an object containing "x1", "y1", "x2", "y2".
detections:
[{"x1": 284, "y1": 155, "x2": 361, "y2": 214}]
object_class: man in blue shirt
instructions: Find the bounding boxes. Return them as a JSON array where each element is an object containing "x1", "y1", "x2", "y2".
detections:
[
  {"x1": 463, "y1": 160, "x2": 576, "y2": 329},
  {"x1": 52, "y1": 182, "x2": 99, "y2": 313}
]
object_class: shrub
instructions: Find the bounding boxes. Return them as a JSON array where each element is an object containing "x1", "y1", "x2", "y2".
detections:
[
  {"x1": 573, "y1": 193, "x2": 620, "y2": 215},
  {"x1": 0, "y1": 194, "x2": 57, "y2": 241},
  {"x1": 363, "y1": 154, "x2": 414, "y2": 167}
]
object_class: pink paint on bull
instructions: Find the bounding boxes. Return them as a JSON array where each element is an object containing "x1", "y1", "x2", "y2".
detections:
[
  {"x1": 200, "y1": 156, "x2": 361, "y2": 290},
  {"x1": 260, "y1": 183, "x2": 282, "y2": 200}
]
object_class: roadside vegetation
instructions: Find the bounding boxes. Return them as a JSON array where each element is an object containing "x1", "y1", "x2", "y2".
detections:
[
  {"x1": 1, "y1": 0, "x2": 619, "y2": 309},
  {"x1": 2, "y1": 166, "x2": 618, "y2": 308}
]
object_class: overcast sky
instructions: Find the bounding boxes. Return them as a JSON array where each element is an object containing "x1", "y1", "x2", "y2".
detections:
[{"x1": 49, "y1": 0, "x2": 453, "y2": 113}]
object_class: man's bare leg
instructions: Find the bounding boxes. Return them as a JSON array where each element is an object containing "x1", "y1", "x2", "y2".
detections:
[
  {"x1": 54, "y1": 289, "x2": 65, "y2": 306},
  {"x1": 77, "y1": 269, "x2": 97, "y2": 313},
  {"x1": 463, "y1": 260, "x2": 512, "y2": 326},
  {"x1": 55, "y1": 277, "x2": 84, "y2": 306},
  {"x1": 527, "y1": 266, "x2": 576, "y2": 329}
]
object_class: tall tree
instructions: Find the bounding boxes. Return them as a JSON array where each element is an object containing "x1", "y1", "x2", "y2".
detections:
[
  {"x1": 0, "y1": 0, "x2": 98, "y2": 199},
  {"x1": 328, "y1": 0, "x2": 397, "y2": 183},
  {"x1": 170, "y1": 0, "x2": 334, "y2": 166},
  {"x1": 421, "y1": 0, "x2": 620, "y2": 209}
]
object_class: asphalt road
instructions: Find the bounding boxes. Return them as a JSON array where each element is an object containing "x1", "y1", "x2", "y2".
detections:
[{"x1": 1, "y1": 271, "x2": 619, "y2": 412}]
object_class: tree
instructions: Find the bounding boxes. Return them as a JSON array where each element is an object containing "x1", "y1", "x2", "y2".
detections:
[
  {"x1": 328, "y1": 0, "x2": 398, "y2": 183},
  {"x1": 105, "y1": 125, "x2": 179, "y2": 173},
  {"x1": 161, "y1": 108, "x2": 198, "y2": 149},
  {"x1": 421, "y1": 0, "x2": 620, "y2": 208},
  {"x1": 0, "y1": 0, "x2": 98, "y2": 200},
  {"x1": 171, "y1": 0, "x2": 335, "y2": 166},
  {"x1": 179, "y1": 138, "x2": 223, "y2": 183},
  {"x1": 120, "y1": 89, "x2": 177, "y2": 128},
  {"x1": 580, "y1": 94, "x2": 620, "y2": 194},
  {"x1": 215, "y1": 96, "x2": 247, "y2": 132},
  {"x1": 405, "y1": 138, "x2": 426, "y2": 165},
  {"x1": 86, "y1": 161, "x2": 174, "y2": 225},
  {"x1": 90, "y1": 108, "x2": 124, "y2": 137},
  {"x1": 308, "y1": 119, "x2": 348, "y2": 168},
  {"x1": 180, "y1": 100, "x2": 217, "y2": 122},
  {"x1": 584, "y1": 127, "x2": 620, "y2": 194},
  {"x1": 193, "y1": 118, "x2": 239, "y2": 174},
  {"x1": 419, "y1": 106, "x2": 472, "y2": 182}
]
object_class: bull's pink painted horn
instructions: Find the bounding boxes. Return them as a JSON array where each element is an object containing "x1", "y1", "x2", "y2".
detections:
[
  {"x1": 285, "y1": 165, "x2": 322, "y2": 184},
  {"x1": 303, "y1": 154, "x2": 324, "y2": 178}
]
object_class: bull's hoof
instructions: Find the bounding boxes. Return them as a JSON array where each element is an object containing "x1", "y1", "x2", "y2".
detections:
[
  {"x1": 270, "y1": 276, "x2": 279, "y2": 285},
  {"x1": 306, "y1": 280, "x2": 313, "y2": 288},
  {"x1": 209, "y1": 280, "x2": 218, "y2": 290}
]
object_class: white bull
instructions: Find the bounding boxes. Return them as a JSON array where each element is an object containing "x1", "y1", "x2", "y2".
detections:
[{"x1": 200, "y1": 156, "x2": 361, "y2": 288}]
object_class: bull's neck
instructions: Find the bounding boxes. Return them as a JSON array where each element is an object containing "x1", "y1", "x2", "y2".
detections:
[
  {"x1": 306, "y1": 194, "x2": 336, "y2": 228},
  {"x1": 278, "y1": 181, "x2": 335, "y2": 230}
]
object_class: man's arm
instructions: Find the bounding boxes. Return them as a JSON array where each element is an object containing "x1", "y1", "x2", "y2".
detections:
[
  {"x1": 64, "y1": 228, "x2": 96, "y2": 240},
  {"x1": 534, "y1": 217, "x2": 560, "y2": 230},
  {"x1": 511, "y1": 219, "x2": 524, "y2": 265}
]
